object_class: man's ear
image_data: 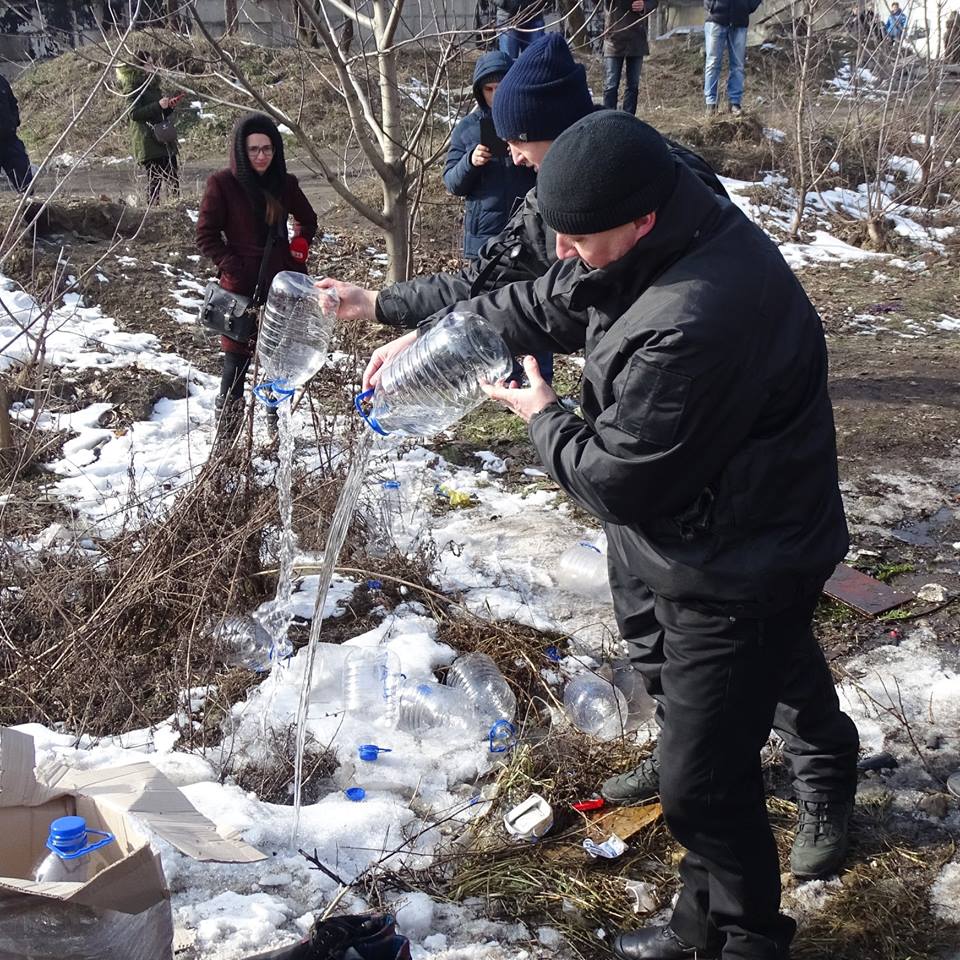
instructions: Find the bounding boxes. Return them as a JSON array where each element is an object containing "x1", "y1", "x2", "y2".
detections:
[{"x1": 635, "y1": 211, "x2": 657, "y2": 240}]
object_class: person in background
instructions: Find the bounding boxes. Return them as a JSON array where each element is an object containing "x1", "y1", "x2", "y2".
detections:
[
  {"x1": 0, "y1": 72, "x2": 33, "y2": 192},
  {"x1": 602, "y1": 0, "x2": 658, "y2": 115},
  {"x1": 116, "y1": 51, "x2": 181, "y2": 203},
  {"x1": 884, "y1": 2, "x2": 908, "y2": 40},
  {"x1": 196, "y1": 113, "x2": 318, "y2": 431},
  {"x1": 493, "y1": 0, "x2": 546, "y2": 59},
  {"x1": 444, "y1": 51, "x2": 550, "y2": 381},
  {"x1": 703, "y1": 0, "x2": 761, "y2": 115}
]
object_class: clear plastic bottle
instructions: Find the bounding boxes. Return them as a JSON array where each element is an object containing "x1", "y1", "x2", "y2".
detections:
[
  {"x1": 33, "y1": 816, "x2": 115, "y2": 883},
  {"x1": 342, "y1": 647, "x2": 403, "y2": 727},
  {"x1": 554, "y1": 536, "x2": 610, "y2": 600},
  {"x1": 212, "y1": 615, "x2": 279, "y2": 672},
  {"x1": 360, "y1": 312, "x2": 513, "y2": 437},
  {"x1": 563, "y1": 672, "x2": 629, "y2": 741},
  {"x1": 397, "y1": 679, "x2": 486, "y2": 739},
  {"x1": 257, "y1": 271, "x2": 338, "y2": 387},
  {"x1": 445, "y1": 652, "x2": 517, "y2": 725},
  {"x1": 381, "y1": 480, "x2": 404, "y2": 545}
]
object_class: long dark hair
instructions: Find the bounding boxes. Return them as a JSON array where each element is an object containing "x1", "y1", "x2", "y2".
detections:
[{"x1": 231, "y1": 113, "x2": 287, "y2": 236}]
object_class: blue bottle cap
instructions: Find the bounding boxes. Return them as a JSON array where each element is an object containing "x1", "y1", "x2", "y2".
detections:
[
  {"x1": 48, "y1": 816, "x2": 86, "y2": 851},
  {"x1": 545, "y1": 646, "x2": 562, "y2": 663},
  {"x1": 345, "y1": 787, "x2": 366, "y2": 801},
  {"x1": 383, "y1": 480, "x2": 401, "y2": 490},
  {"x1": 366, "y1": 579, "x2": 383, "y2": 591}
]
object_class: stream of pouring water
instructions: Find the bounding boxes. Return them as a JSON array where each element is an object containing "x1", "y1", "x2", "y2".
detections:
[
  {"x1": 254, "y1": 403, "x2": 297, "y2": 664},
  {"x1": 291, "y1": 427, "x2": 380, "y2": 841}
]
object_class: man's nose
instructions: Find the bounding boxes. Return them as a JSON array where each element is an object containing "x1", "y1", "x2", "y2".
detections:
[
  {"x1": 555, "y1": 235, "x2": 577, "y2": 260},
  {"x1": 509, "y1": 145, "x2": 525, "y2": 166}
]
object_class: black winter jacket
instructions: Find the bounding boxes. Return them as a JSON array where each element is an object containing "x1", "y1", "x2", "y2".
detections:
[
  {"x1": 377, "y1": 137, "x2": 727, "y2": 328},
  {"x1": 427, "y1": 163, "x2": 849, "y2": 616},
  {"x1": 0, "y1": 75, "x2": 21, "y2": 138},
  {"x1": 704, "y1": 0, "x2": 761, "y2": 28},
  {"x1": 443, "y1": 52, "x2": 537, "y2": 258}
]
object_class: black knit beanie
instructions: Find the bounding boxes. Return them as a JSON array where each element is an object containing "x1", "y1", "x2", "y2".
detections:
[
  {"x1": 537, "y1": 112, "x2": 678, "y2": 235},
  {"x1": 492, "y1": 34, "x2": 595, "y2": 142},
  {"x1": 231, "y1": 113, "x2": 287, "y2": 230}
]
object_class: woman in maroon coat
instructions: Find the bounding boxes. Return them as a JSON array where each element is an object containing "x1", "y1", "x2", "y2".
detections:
[{"x1": 196, "y1": 112, "x2": 319, "y2": 420}]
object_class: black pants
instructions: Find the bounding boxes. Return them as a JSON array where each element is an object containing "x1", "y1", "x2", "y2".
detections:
[
  {"x1": 220, "y1": 352, "x2": 250, "y2": 402},
  {"x1": 143, "y1": 155, "x2": 179, "y2": 203},
  {"x1": 0, "y1": 134, "x2": 32, "y2": 192},
  {"x1": 609, "y1": 570, "x2": 859, "y2": 957}
]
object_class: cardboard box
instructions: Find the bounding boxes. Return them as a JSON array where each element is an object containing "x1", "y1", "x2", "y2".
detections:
[{"x1": 0, "y1": 726, "x2": 266, "y2": 960}]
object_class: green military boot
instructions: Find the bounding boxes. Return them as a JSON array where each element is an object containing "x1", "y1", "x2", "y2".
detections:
[
  {"x1": 790, "y1": 799, "x2": 852, "y2": 879},
  {"x1": 601, "y1": 748, "x2": 661, "y2": 805}
]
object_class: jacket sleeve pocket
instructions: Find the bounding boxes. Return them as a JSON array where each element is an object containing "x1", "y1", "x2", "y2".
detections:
[{"x1": 614, "y1": 355, "x2": 691, "y2": 448}]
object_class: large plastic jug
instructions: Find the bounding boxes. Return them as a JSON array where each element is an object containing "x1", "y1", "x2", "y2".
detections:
[{"x1": 355, "y1": 312, "x2": 513, "y2": 437}]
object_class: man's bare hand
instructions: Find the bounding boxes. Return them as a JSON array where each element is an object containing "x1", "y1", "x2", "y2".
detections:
[
  {"x1": 362, "y1": 330, "x2": 418, "y2": 391},
  {"x1": 315, "y1": 278, "x2": 378, "y2": 323},
  {"x1": 481, "y1": 355, "x2": 557, "y2": 423},
  {"x1": 471, "y1": 144, "x2": 492, "y2": 167},
  {"x1": 631, "y1": 0, "x2": 645, "y2": 11}
]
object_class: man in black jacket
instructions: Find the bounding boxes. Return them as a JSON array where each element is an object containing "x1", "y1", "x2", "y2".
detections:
[
  {"x1": 703, "y1": 0, "x2": 762, "y2": 114},
  {"x1": 0, "y1": 73, "x2": 33, "y2": 192},
  {"x1": 319, "y1": 34, "x2": 725, "y2": 332},
  {"x1": 366, "y1": 112, "x2": 859, "y2": 959}
]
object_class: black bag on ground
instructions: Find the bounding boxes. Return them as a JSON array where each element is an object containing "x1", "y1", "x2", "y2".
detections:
[
  {"x1": 242, "y1": 913, "x2": 411, "y2": 960},
  {"x1": 147, "y1": 119, "x2": 178, "y2": 146},
  {"x1": 199, "y1": 229, "x2": 277, "y2": 344}
]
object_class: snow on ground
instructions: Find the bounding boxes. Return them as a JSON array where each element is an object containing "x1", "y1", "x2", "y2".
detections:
[{"x1": 3, "y1": 157, "x2": 959, "y2": 953}]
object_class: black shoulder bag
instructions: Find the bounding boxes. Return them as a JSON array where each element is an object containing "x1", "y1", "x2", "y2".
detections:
[{"x1": 199, "y1": 229, "x2": 277, "y2": 343}]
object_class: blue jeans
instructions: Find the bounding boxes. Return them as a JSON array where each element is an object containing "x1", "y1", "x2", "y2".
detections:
[
  {"x1": 703, "y1": 22, "x2": 747, "y2": 106},
  {"x1": 603, "y1": 56, "x2": 644, "y2": 115},
  {"x1": 496, "y1": 9, "x2": 546, "y2": 60}
]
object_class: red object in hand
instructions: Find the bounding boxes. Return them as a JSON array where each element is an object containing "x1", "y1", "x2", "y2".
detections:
[{"x1": 289, "y1": 236, "x2": 310, "y2": 264}]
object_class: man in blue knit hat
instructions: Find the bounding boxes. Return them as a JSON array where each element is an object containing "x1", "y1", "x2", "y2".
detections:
[{"x1": 319, "y1": 34, "x2": 723, "y2": 333}]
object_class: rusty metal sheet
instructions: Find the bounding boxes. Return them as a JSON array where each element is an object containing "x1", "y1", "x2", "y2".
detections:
[{"x1": 823, "y1": 563, "x2": 912, "y2": 616}]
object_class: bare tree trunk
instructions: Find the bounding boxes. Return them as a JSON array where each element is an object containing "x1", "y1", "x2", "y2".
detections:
[
  {"x1": 788, "y1": 0, "x2": 814, "y2": 240},
  {"x1": 372, "y1": 0, "x2": 411, "y2": 282},
  {"x1": 224, "y1": 0, "x2": 238, "y2": 35}
]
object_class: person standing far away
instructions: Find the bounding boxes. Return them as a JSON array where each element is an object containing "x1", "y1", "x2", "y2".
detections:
[
  {"x1": 116, "y1": 50, "x2": 181, "y2": 203},
  {"x1": 0, "y1": 71, "x2": 33, "y2": 192},
  {"x1": 603, "y1": 0, "x2": 659, "y2": 116},
  {"x1": 443, "y1": 51, "x2": 551, "y2": 381},
  {"x1": 195, "y1": 113, "x2": 318, "y2": 435},
  {"x1": 493, "y1": 0, "x2": 547, "y2": 60},
  {"x1": 703, "y1": 0, "x2": 761, "y2": 116},
  {"x1": 884, "y1": 2, "x2": 908, "y2": 40}
]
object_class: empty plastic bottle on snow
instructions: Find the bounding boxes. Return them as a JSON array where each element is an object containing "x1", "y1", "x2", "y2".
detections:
[
  {"x1": 563, "y1": 672, "x2": 629, "y2": 742},
  {"x1": 355, "y1": 312, "x2": 513, "y2": 437},
  {"x1": 445, "y1": 652, "x2": 517, "y2": 726},
  {"x1": 554, "y1": 534, "x2": 610, "y2": 600},
  {"x1": 397, "y1": 680, "x2": 486, "y2": 739},
  {"x1": 33, "y1": 816, "x2": 115, "y2": 883},
  {"x1": 342, "y1": 647, "x2": 403, "y2": 727},
  {"x1": 213, "y1": 615, "x2": 281, "y2": 672},
  {"x1": 256, "y1": 271, "x2": 338, "y2": 389}
]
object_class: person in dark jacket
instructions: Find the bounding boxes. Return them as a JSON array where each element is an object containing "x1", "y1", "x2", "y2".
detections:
[
  {"x1": 196, "y1": 113, "x2": 319, "y2": 425},
  {"x1": 384, "y1": 112, "x2": 858, "y2": 960},
  {"x1": 319, "y1": 34, "x2": 725, "y2": 333},
  {"x1": 494, "y1": 0, "x2": 546, "y2": 59},
  {"x1": 444, "y1": 52, "x2": 536, "y2": 259},
  {"x1": 0, "y1": 73, "x2": 32, "y2": 192},
  {"x1": 602, "y1": 0, "x2": 658, "y2": 115},
  {"x1": 117, "y1": 53, "x2": 181, "y2": 203},
  {"x1": 703, "y1": 0, "x2": 761, "y2": 114}
]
